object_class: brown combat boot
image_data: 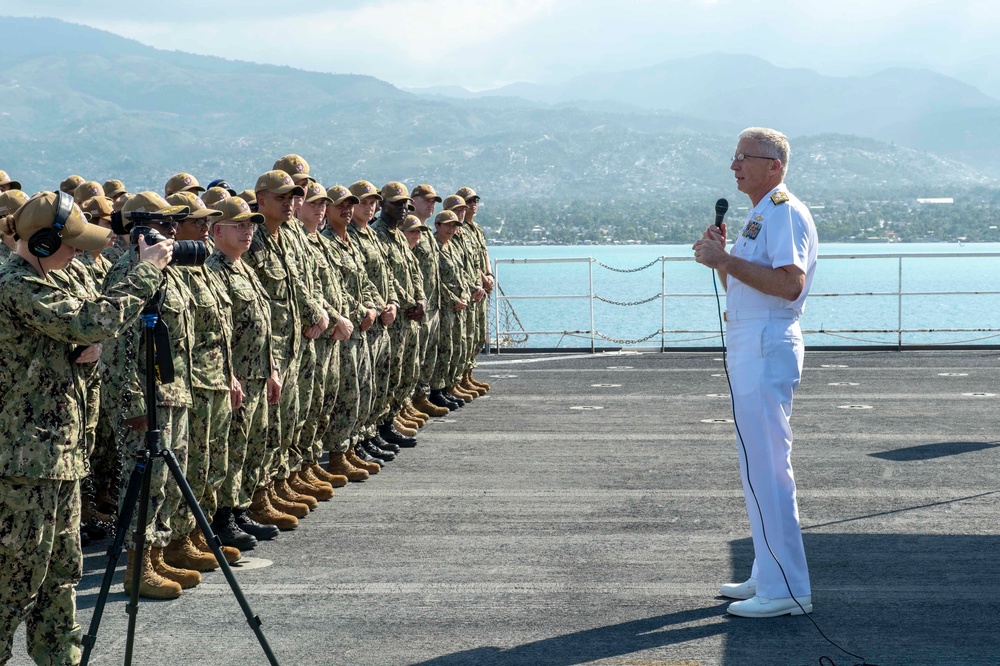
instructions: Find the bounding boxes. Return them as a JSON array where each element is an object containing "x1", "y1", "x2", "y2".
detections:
[
  {"x1": 310, "y1": 461, "x2": 346, "y2": 486},
  {"x1": 467, "y1": 370, "x2": 491, "y2": 391},
  {"x1": 392, "y1": 418, "x2": 418, "y2": 437},
  {"x1": 269, "y1": 482, "x2": 310, "y2": 518},
  {"x1": 163, "y1": 534, "x2": 219, "y2": 572},
  {"x1": 449, "y1": 383, "x2": 476, "y2": 401},
  {"x1": 405, "y1": 404, "x2": 429, "y2": 426},
  {"x1": 346, "y1": 447, "x2": 380, "y2": 475},
  {"x1": 192, "y1": 528, "x2": 241, "y2": 565},
  {"x1": 248, "y1": 487, "x2": 298, "y2": 530},
  {"x1": 413, "y1": 391, "x2": 449, "y2": 417},
  {"x1": 290, "y1": 470, "x2": 334, "y2": 501},
  {"x1": 276, "y1": 477, "x2": 320, "y2": 509},
  {"x1": 326, "y1": 451, "x2": 369, "y2": 482},
  {"x1": 461, "y1": 374, "x2": 487, "y2": 396},
  {"x1": 124, "y1": 548, "x2": 182, "y2": 600},
  {"x1": 150, "y1": 546, "x2": 200, "y2": 589}
]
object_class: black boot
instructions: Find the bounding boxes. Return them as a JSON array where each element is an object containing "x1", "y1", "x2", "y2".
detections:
[
  {"x1": 443, "y1": 391, "x2": 465, "y2": 408},
  {"x1": 378, "y1": 423, "x2": 417, "y2": 448},
  {"x1": 233, "y1": 507, "x2": 279, "y2": 541},
  {"x1": 371, "y1": 433, "x2": 400, "y2": 454},
  {"x1": 363, "y1": 438, "x2": 396, "y2": 462},
  {"x1": 212, "y1": 507, "x2": 258, "y2": 551},
  {"x1": 355, "y1": 443, "x2": 385, "y2": 468},
  {"x1": 429, "y1": 390, "x2": 457, "y2": 410}
]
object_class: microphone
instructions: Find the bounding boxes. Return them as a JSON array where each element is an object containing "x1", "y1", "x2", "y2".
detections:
[{"x1": 714, "y1": 198, "x2": 729, "y2": 228}]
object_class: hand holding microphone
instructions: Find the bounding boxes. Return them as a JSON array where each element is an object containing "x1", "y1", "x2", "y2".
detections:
[{"x1": 693, "y1": 198, "x2": 729, "y2": 268}]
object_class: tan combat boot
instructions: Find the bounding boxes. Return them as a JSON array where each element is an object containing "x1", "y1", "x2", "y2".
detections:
[
  {"x1": 392, "y1": 418, "x2": 418, "y2": 437},
  {"x1": 163, "y1": 534, "x2": 219, "y2": 572},
  {"x1": 449, "y1": 383, "x2": 476, "y2": 401},
  {"x1": 467, "y1": 370, "x2": 491, "y2": 391},
  {"x1": 405, "y1": 404, "x2": 429, "y2": 426},
  {"x1": 248, "y1": 487, "x2": 298, "y2": 530},
  {"x1": 346, "y1": 447, "x2": 380, "y2": 475},
  {"x1": 124, "y1": 548, "x2": 183, "y2": 600},
  {"x1": 326, "y1": 451, "x2": 369, "y2": 482},
  {"x1": 276, "y1": 477, "x2": 320, "y2": 509},
  {"x1": 461, "y1": 373, "x2": 487, "y2": 396},
  {"x1": 269, "y1": 482, "x2": 310, "y2": 518},
  {"x1": 308, "y1": 462, "x2": 347, "y2": 488},
  {"x1": 413, "y1": 391, "x2": 449, "y2": 417},
  {"x1": 151, "y1": 546, "x2": 200, "y2": 589},
  {"x1": 192, "y1": 528, "x2": 241, "y2": 565},
  {"x1": 290, "y1": 470, "x2": 334, "y2": 501}
]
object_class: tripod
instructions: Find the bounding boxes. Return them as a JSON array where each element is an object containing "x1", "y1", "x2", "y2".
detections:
[{"x1": 81, "y1": 298, "x2": 280, "y2": 665}]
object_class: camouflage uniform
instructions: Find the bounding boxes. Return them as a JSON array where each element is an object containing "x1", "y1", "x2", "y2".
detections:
[
  {"x1": 104, "y1": 256, "x2": 195, "y2": 550},
  {"x1": 348, "y1": 220, "x2": 398, "y2": 436},
  {"x1": 0, "y1": 254, "x2": 162, "y2": 666},
  {"x1": 205, "y1": 251, "x2": 276, "y2": 510},
  {"x1": 179, "y1": 265, "x2": 234, "y2": 530},
  {"x1": 434, "y1": 237, "x2": 471, "y2": 391},
  {"x1": 413, "y1": 227, "x2": 441, "y2": 396},
  {"x1": 0, "y1": 243, "x2": 10, "y2": 261},
  {"x1": 464, "y1": 218, "x2": 491, "y2": 361}
]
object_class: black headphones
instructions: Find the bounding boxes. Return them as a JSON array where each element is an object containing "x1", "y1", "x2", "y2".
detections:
[{"x1": 28, "y1": 190, "x2": 74, "y2": 258}]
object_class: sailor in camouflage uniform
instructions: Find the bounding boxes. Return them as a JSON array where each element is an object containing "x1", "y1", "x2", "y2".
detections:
[
  {"x1": 454, "y1": 187, "x2": 493, "y2": 396},
  {"x1": 0, "y1": 191, "x2": 172, "y2": 665},
  {"x1": 430, "y1": 209, "x2": 472, "y2": 409},
  {"x1": 0, "y1": 190, "x2": 28, "y2": 262}
]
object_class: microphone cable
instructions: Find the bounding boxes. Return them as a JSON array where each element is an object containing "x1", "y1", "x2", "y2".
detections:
[{"x1": 710, "y1": 257, "x2": 877, "y2": 666}]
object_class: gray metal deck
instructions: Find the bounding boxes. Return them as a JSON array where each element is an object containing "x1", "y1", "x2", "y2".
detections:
[{"x1": 11, "y1": 350, "x2": 1000, "y2": 666}]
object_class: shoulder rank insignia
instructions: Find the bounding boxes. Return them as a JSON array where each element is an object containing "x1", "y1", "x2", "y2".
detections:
[{"x1": 770, "y1": 191, "x2": 789, "y2": 205}]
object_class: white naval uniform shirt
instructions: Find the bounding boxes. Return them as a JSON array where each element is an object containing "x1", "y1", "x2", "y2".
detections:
[{"x1": 727, "y1": 184, "x2": 818, "y2": 315}]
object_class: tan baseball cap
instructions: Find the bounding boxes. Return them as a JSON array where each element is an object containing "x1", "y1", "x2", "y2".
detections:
[
  {"x1": 272, "y1": 154, "x2": 314, "y2": 184},
  {"x1": 326, "y1": 185, "x2": 360, "y2": 206},
  {"x1": 236, "y1": 189, "x2": 257, "y2": 206},
  {"x1": 167, "y1": 191, "x2": 223, "y2": 220},
  {"x1": 213, "y1": 197, "x2": 265, "y2": 224},
  {"x1": 303, "y1": 181, "x2": 333, "y2": 204},
  {"x1": 254, "y1": 170, "x2": 305, "y2": 196},
  {"x1": 455, "y1": 187, "x2": 479, "y2": 202},
  {"x1": 434, "y1": 210, "x2": 460, "y2": 225},
  {"x1": 73, "y1": 181, "x2": 105, "y2": 206},
  {"x1": 81, "y1": 196, "x2": 114, "y2": 220},
  {"x1": 124, "y1": 191, "x2": 190, "y2": 219},
  {"x1": 202, "y1": 187, "x2": 231, "y2": 208},
  {"x1": 411, "y1": 184, "x2": 442, "y2": 202},
  {"x1": 0, "y1": 170, "x2": 21, "y2": 190},
  {"x1": 380, "y1": 181, "x2": 412, "y2": 204},
  {"x1": 0, "y1": 189, "x2": 29, "y2": 217},
  {"x1": 349, "y1": 180, "x2": 381, "y2": 201},
  {"x1": 400, "y1": 214, "x2": 427, "y2": 232},
  {"x1": 13, "y1": 191, "x2": 112, "y2": 251},
  {"x1": 103, "y1": 179, "x2": 127, "y2": 198},
  {"x1": 164, "y1": 172, "x2": 205, "y2": 197},
  {"x1": 442, "y1": 194, "x2": 467, "y2": 211},
  {"x1": 60, "y1": 175, "x2": 85, "y2": 194},
  {"x1": 113, "y1": 192, "x2": 133, "y2": 213}
]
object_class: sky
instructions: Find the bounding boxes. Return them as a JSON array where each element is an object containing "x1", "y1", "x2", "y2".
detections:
[{"x1": 5, "y1": 0, "x2": 1000, "y2": 90}]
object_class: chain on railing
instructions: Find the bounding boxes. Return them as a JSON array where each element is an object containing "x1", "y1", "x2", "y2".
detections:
[
  {"x1": 594, "y1": 293, "x2": 663, "y2": 307},
  {"x1": 592, "y1": 257, "x2": 661, "y2": 273},
  {"x1": 593, "y1": 330, "x2": 664, "y2": 345},
  {"x1": 489, "y1": 283, "x2": 528, "y2": 347}
]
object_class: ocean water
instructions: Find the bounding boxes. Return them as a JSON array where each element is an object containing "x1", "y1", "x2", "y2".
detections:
[{"x1": 487, "y1": 243, "x2": 1000, "y2": 349}]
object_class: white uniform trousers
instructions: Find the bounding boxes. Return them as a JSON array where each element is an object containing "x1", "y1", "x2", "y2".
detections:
[{"x1": 726, "y1": 316, "x2": 811, "y2": 599}]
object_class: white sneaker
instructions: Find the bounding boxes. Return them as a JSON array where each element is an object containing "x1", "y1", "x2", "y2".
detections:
[
  {"x1": 726, "y1": 594, "x2": 812, "y2": 618},
  {"x1": 719, "y1": 577, "x2": 756, "y2": 600}
]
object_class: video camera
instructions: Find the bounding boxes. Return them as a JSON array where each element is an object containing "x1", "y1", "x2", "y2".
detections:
[{"x1": 110, "y1": 209, "x2": 208, "y2": 267}]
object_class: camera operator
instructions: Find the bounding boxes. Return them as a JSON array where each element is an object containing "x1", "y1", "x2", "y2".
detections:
[{"x1": 0, "y1": 191, "x2": 172, "y2": 666}]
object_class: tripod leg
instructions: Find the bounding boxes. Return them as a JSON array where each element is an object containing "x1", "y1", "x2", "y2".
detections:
[
  {"x1": 80, "y1": 450, "x2": 151, "y2": 666},
  {"x1": 123, "y1": 444, "x2": 156, "y2": 666},
  {"x1": 160, "y1": 446, "x2": 281, "y2": 665}
]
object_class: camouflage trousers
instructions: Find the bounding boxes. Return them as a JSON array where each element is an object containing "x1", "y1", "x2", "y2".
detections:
[
  {"x1": 416, "y1": 308, "x2": 440, "y2": 395},
  {"x1": 287, "y1": 339, "x2": 317, "y2": 475},
  {"x1": 182, "y1": 387, "x2": 232, "y2": 532},
  {"x1": 227, "y1": 378, "x2": 268, "y2": 510},
  {"x1": 0, "y1": 477, "x2": 83, "y2": 666},
  {"x1": 392, "y1": 317, "x2": 421, "y2": 412},
  {"x1": 366, "y1": 324, "x2": 392, "y2": 435},
  {"x1": 352, "y1": 331, "x2": 377, "y2": 444},
  {"x1": 264, "y1": 350, "x2": 301, "y2": 482},
  {"x1": 121, "y1": 406, "x2": 189, "y2": 549},
  {"x1": 432, "y1": 308, "x2": 466, "y2": 390},
  {"x1": 298, "y1": 337, "x2": 340, "y2": 465},
  {"x1": 462, "y1": 302, "x2": 479, "y2": 371},
  {"x1": 326, "y1": 336, "x2": 362, "y2": 454},
  {"x1": 91, "y1": 387, "x2": 122, "y2": 504}
]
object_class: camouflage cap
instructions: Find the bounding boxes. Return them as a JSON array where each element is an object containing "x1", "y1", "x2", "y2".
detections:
[
  {"x1": 73, "y1": 181, "x2": 105, "y2": 206},
  {"x1": 213, "y1": 197, "x2": 265, "y2": 224},
  {"x1": 0, "y1": 189, "x2": 29, "y2": 217},
  {"x1": 303, "y1": 181, "x2": 333, "y2": 204},
  {"x1": 348, "y1": 180, "x2": 382, "y2": 201},
  {"x1": 442, "y1": 194, "x2": 467, "y2": 211},
  {"x1": 167, "y1": 191, "x2": 223, "y2": 220},
  {"x1": 202, "y1": 187, "x2": 231, "y2": 208},
  {"x1": 326, "y1": 185, "x2": 360, "y2": 206},
  {"x1": 60, "y1": 175, "x2": 85, "y2": 194},
  {"x1": 13, "y1": 191, "x2": 112, "y2": 251},
  {"x1": 164, "y1": 172, "x2": 205, "y2": 197},
  {"x1": 400, "y1": 214, "x2": 427, "y2": 232},
  {"x1": 411, "y1": 184, "x2": 442, "y2": 202},
  {"x1": 207, "y1": 178, "x2": 238, "y2": 196},
  {"x1": 255, "y1": 170, "x2": 305, "y2": 196},
  {"x1": 81, "y1": 196, "x2": 114, "y2": 219},
  {"x1": 434, "y1": 210, "x2": 460, "y2": 225},
  {"x1": 124, "y1": 191, "x2": 190, "y2": 219},
  {"x1": 380, "y1": 181, "x2": 412, "y2": 204},
  {"x1": 272, "y1": 154, "x2": 314, "y2": 184},
  {"x1": 455, "y1": 186, "x2": 479, "y2": 202},
  {"x1": 103, "y1": 179, "x2": 127, "y2": 198},
  {"x1": 0, "y1": 170, "x2": 21, "y2": 190}
]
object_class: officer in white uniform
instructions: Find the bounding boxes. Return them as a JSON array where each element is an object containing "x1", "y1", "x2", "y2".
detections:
[{"x1": 693, "y1": 127, "x2": 818, "y2": 618}]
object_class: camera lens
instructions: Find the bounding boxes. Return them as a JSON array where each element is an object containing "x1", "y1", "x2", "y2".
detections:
[{"x1": 170, "y1": 240, "x2": 208, "y2": 267}]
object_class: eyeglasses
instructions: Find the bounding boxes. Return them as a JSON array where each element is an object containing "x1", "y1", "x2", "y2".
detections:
[
  {"x1": 216, "y1": 221, "x2": 256, "y2": 232},
  {"x1": 732, "y1": 153, "x2": 775, "y2": 162},
  {"x1": 182, "y1": 218, "x2": 212, "y2": 228}
]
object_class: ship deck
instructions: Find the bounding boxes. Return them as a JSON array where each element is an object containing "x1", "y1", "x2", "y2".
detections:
[{"x1": 17, "y1": 349, "x2": 1000, "y2": 666}]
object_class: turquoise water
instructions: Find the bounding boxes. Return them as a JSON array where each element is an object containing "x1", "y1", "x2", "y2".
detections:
[{"x1": 487, "y1": 243, "x2": 1000, "y2": 348}]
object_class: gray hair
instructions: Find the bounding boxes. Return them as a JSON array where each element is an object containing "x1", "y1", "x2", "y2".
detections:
[{"x1": 739, "y1": 127, "x2": 790, "y2": 179}]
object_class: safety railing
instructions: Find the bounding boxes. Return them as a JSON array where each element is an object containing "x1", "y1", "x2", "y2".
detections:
[{"x1": 490, "y1": 252, "x2": 1000, "y2": 352}]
